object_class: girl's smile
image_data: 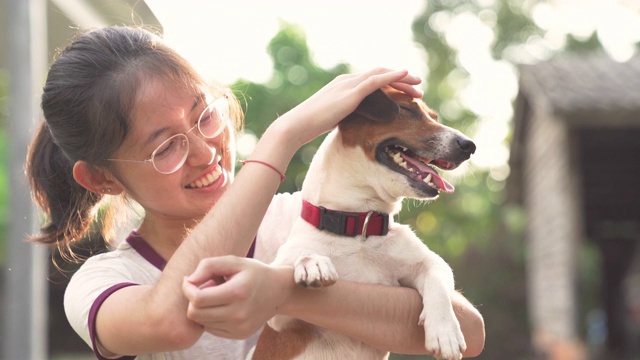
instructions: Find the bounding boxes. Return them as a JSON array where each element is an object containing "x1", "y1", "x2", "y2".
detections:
[{"x1": 185, "y1": 158, "x2": 227, "y2": 190}]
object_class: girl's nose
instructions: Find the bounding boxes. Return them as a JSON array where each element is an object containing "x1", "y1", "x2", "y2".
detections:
[{"x1": 186, "y1": 134, "x2": 217, "y2": 166}]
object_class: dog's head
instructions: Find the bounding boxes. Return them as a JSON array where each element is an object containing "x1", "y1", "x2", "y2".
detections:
[{"x1": 338, "y1": 87, "x2": 475, "y2": 200}]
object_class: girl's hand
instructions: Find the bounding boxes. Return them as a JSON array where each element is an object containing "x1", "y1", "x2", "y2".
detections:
[
  {"x1": 279, "y1": 68, "x2": 422, "y2": 147},
  {"x1": 182, "y1": 256, "x2": 294, "y2": 339}
]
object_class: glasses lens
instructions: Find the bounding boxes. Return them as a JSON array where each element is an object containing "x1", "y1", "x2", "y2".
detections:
[
  {"x1": 198, "y1": 97, "x2": 229, "y2": 139},
  {"x1": 151, "y1": 134, "x2": 189, "y2": 174}
]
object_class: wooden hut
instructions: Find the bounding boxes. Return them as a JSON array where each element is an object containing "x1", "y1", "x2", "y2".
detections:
[{"x1": 510, "y1": 54, "x2": 640, "y2": 359}]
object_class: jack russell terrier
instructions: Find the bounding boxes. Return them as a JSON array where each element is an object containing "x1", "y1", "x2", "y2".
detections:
[{"x1": 254, "y1": 87, "x2": 476, "y2": 360}]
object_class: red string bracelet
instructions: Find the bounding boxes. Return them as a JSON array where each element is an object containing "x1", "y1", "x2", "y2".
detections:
[{"x1": 240, "y1": 159, "x2": 286, "y2": 183}]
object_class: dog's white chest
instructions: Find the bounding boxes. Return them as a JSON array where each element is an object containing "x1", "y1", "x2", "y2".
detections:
[
  {"x1": 328, "y1": 235, "x2": 405, "y2": 286},
  {"x1": 280, "y1": 220, "x2": 427, "y2": 287}
]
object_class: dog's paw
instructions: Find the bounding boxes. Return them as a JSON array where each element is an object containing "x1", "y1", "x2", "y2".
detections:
[
  {"x1": 419, "y1": 307, "x2": 466, "y2": 360},
  {"x1": 293, "y1": 254, "x2": 338, "y2": 288}
]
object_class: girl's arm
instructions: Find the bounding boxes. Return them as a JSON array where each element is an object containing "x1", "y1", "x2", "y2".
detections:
[
  {"x1": 183, "y1": 256, "x2": 485, "y2": 357},
  {"x1": 94, "y1": 69, "x2": 423, "y2": 355},
  {"x1": 283, "y1": 278, "x2": 485, "y2": 357}
]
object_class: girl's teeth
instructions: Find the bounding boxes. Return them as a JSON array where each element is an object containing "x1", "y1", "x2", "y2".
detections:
[{"x1": 189, "y1": 167, "x2": 222, "y2": 188}]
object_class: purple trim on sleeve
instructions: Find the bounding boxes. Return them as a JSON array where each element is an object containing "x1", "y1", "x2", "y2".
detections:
[
  {"x1": 126, "y1": 231, "x2": 256, "y2": 271},
  {"x1": 88, "y1": 282, "x2": 138, "y2": 360},
  {"x1": 127, "y1": 231, "x2": 167, "y2": 271},
  {"x1": 247, "y1": 237, "x2": 256, "y2": 259}
]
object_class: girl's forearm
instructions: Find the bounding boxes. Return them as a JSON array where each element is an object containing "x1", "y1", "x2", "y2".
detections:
[
  {"x1": 281, "y1": 280, "x2": 485, "y2": 357},
  {"x1": 187, "y1": 118, "x2": 299, "y2": 256}
]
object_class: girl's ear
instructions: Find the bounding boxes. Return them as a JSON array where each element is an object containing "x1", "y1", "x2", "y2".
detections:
[{"x1": 72, "y1": 160, "x2": 124, "y2": 195}]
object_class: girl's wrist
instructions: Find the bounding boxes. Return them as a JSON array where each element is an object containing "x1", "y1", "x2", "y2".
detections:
[
  {"x1": 249, "y1": 116, "x2": 302, "y2": 174},
  {"x1": 272, "y1": 265, "x2": 299, "y2": 316},
  {"x1": 268, "y1": 112, "x2": 307, "y2": 149}
]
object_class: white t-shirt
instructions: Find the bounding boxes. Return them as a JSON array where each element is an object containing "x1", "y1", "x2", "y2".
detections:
[{"x1": 64, "y1": 192, "x2": 301, "y2": 360}]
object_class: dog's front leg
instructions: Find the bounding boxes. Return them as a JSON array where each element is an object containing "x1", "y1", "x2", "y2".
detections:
[
  {"x1": 293, "y1": 253, "x2": 338, "y2": 288},
  {"x1": 405, "y1": 256, "x2": 466, "y2": 360},
  {"x1": 271, "y1": 229, "x2": 339, "y2": 288},
  {"x1": 268, "y1": 233, "x2": 338, "y2": 332}
]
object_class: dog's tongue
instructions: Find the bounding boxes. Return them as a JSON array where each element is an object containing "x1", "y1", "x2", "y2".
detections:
[{"x1": 400, "y1": 153, "x2": 455, "y2": 193}]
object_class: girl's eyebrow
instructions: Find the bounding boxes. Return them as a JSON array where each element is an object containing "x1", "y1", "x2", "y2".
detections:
[{"x1": 142, "y1": 98, "x2": 202, "y2": 148}]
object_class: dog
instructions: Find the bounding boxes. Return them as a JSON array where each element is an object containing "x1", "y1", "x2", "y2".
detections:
[{"x1": 253, "y1": 87, "x2": 476, "y2": 360}]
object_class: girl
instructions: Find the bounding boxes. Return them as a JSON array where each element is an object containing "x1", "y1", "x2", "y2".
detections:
[{"x1": 27, "y1": 26, "x2": 484, "y2": 359}]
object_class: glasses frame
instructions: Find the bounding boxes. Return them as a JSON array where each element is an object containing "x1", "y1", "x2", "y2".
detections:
[{"x1": 107, "y1": 94, "x2": 229, "y2": 175}]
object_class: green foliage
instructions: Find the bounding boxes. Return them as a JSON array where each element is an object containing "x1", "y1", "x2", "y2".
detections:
[
  {"x1": 232, "y1": 21, "x2": 349, "y2": 192},
  {"x1": 410, "y1": 0, "x2": 523, "y2": 258},
  {"x1": 492, "y1": 1, "x2": 543, "y2": 57},
  {"x1": 565, "y1": 32, "x2": 604, "y2": 54},
  {"x1": 410, "y1": 1, "x2": 542, "y2": 357},
  {"x1": 409, "y1": 1, "x2": 620, "y2": 358}
]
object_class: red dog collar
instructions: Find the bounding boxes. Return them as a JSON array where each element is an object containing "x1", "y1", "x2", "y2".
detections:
[{"x1": 301, "y1": 200, "x2": 390, "y2": 237}]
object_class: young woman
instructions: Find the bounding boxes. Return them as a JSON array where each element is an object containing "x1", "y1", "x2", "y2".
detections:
[{"x1": 27, "y1": 26, "x2": 484, "y2": 359}]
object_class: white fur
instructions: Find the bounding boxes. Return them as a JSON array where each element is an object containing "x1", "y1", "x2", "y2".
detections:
[{"x1": 269, "y1": 128, "x2": 466, "y2": 360}]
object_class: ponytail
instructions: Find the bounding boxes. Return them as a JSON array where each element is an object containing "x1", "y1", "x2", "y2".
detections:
[{"x1": 26, "y1": 122, "x2": 104, "y2": 260}]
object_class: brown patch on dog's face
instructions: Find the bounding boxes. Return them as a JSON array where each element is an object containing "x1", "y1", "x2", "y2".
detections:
[
  {"x1": 340, "y1": 89, "x2": 441, "y2": 159},
  {"x1": 338, "y1": 87, "x2": 476, "y2": 197}
]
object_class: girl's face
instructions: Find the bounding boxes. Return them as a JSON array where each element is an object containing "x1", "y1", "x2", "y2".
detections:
[{"x1": 110, "y1": 78, "x2": 235, "y2": 225}]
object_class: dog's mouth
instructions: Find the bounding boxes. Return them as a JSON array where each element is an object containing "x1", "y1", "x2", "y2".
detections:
[{"x1": 376, "y1": 141, "x2": 459, "y2": 195}]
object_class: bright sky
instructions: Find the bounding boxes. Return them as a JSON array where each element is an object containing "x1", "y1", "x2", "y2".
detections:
[
  {"x1": 146, "y1": 0, "x2": 427, "y2": 84},
  {"x1": 145, "y1": 0, "x2": 640, "y2": 175}
]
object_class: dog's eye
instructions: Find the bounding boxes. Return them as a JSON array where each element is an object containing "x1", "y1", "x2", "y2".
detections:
[{"x1": 400, "y1": 106, "x2": 420, "y2": 117}]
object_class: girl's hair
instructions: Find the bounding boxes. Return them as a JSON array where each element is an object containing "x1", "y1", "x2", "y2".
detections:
[{"x1": 26, "y1": 26, "x2": 243, "y2": 260}]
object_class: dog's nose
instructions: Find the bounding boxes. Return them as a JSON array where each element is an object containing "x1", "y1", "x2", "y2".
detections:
[{"x1": 457, "y1": 137, "x2": 476, "y2": 155}]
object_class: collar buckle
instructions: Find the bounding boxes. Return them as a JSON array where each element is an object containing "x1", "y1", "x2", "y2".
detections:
[{"x1": 317, "y1": 206, "x2": 361, "y2": 237}]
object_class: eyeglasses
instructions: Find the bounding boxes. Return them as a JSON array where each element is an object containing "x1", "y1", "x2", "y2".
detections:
[{"x1": 107, "y1": 95, "x2": 229, "y2": 174}]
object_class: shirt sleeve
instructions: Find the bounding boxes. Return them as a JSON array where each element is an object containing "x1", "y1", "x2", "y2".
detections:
[
  {"x1": 255, "y1": 191, "x2": 302, "y2": 263},
  {"x1": 64, "y1": 255, "x2": 139, "y2": 359}
]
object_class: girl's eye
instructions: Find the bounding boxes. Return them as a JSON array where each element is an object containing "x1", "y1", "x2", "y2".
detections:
[
  {"x1": 198, "y1": 106, "x2": 224, "y2": 137},
  {"x1": 153, "y1": 137, "x2": 178, "y2": 159},
  {"x1": 199, "y1": 111, "x2": 212, "y2": 125}
]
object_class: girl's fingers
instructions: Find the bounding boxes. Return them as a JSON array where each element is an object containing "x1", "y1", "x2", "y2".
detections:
[
  {"x1": 396, "y1": 72, "x2": 423, "y2": 85},
  {"x1": 353, "y1": 69, "x2": 408, "y2": 92},
  {"x1": 275, "y1": 68, "x2": 424, "y2": 146},
  {"x1": 187, "y1": 299, "x2": 235, "y2": 323},
  {"x1": 389, "y1": 81, "x2": 424, "y2": 98},
  {"x1": 186, "y1": 255, "x2": 242, "y2": 285},
  {"x1": 182, "y1": 277, "x2": 235, "y2": 307},
  {"x1": 349, "y1": 69, "x2": 422, "y2": 98}
]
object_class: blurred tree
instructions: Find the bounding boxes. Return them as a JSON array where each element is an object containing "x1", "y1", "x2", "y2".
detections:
[
  {"x1": 408, "y1": 2, "x2": 538, "y2": 358},
  {"x1": 406, "y1": 1, "x2": 608, "y2": 359},
  {"x1": 232, "y1": 21, "x2": 349, "y2": 192}
]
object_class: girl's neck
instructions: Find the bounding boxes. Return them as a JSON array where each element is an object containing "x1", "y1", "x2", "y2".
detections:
[{"x1": 136, "y1": 216, "x2": 200, "y2": 261}]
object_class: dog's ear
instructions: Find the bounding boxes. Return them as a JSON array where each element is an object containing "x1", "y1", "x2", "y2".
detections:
[{"x1": 353, "y1": 89, "x2": 399, "y2": 123}]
